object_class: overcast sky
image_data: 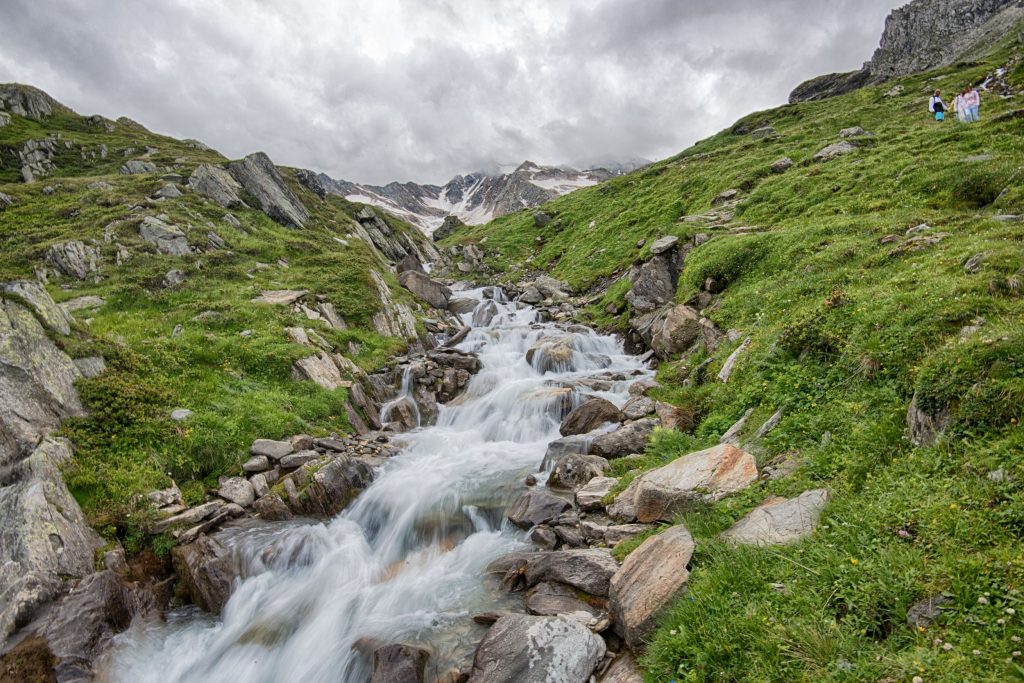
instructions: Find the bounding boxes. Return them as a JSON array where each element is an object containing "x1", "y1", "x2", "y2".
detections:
[{"x1": 0, "y1": 0, "x2": 902, "y2": 185}]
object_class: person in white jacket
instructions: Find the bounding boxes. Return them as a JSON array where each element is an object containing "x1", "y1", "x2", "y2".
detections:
[
  {"x1": 929, "y1": 90, "x2": 946, "y2": 121},
  {"x1": 953, "y1": 89, "x2": 967, "y2": 122}
]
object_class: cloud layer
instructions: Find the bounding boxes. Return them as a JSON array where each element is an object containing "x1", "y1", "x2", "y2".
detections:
[{"x1": 0, "y1": 0, "x2": 900, "y2": 184}]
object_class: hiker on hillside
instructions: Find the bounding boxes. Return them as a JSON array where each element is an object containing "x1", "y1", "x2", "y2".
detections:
[
  {"x1": 963, "y1": 85, "x2": 981, "y2": 122},
  {"x1": 929, "y1": 90, "x2": 946, "y2": 121},
  {"x1": 953, "y1": 89, "x2": 968, "y2": 122}
]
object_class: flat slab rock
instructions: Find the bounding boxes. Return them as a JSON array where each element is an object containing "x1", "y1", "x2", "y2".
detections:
[
  {"x1": 609, "y1": 443, "x2": 757, "y2": 523},
  {"x1": 610, "y1": 525, "x2": 695, "y2": 650},
  {"x1": 468, "y1": 614, "x2": 605, "y2": 683},
  {"x1": 720, "y1": 489, "x2": 830, "y2": 546},
  {"x1": 251, "y1": 289, "x2": 307, "y2": 306},
  {"x1": 506, "y1": 489, "x2": 571, "y2": 529}
]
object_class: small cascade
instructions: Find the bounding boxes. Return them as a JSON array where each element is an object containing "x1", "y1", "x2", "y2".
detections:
[{"x1": 98, "y1": 285, "x2": 652, "y2": 683}]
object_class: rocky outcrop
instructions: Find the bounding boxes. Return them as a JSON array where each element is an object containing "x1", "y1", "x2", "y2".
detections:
[
  {"x1": 172, "y1": 533, "x2": 236, "y2": 614},
  {"x1": 228, "y1": 152, "x2": 309, "y2": 227},
  {"x1": 609, "y1": 525, "x2": 695, "y2": 650},
  {"x1": 625, "y1": 237, "x2": 683, "y2": 313},
  {"x1": 45, "y1": 240, "x2": 101, "y2": 281},
  {"x1": 398, "y1": 270, "x2": 451, "y2": 310},
  {"x1": 0, "y1": 438, "x2": 104, "y2": 639},
  {"x1": 720, "y1": 489, "x2": 830, "y2": 546},
  {"x1": 370, "y1": 271, "x2": 419, "y2": 340},
  {"x1": 352, "y1": 207, "x2": 442, "y2": 268},
  {"x1": 559, "y1": 397, "x2": 622, "y2": 436},
  {"x1": 631, "y1": 304, "x2": 722, "y2": 360},
  {"x1": 789, "y1": 0, "x2": 1024, "y2": 103},
  {"x1": 609, "y1": 444, "x2": 758, "y2": 523},
  {"x1": 120, "y1": 160, "x2": 158, "y2": 175},
  {"x1": 468, "y1": 614, "x2": 605, "y2": 683},
  {"x1": 0, "y1": 84, "x2": 63, "y2": 120},
  {"x1": 139, "y1": 216, "x2": 191, "y2": 255},
  {"x1": 188, "y1": 164, "x2": 244, "y2": 208}
]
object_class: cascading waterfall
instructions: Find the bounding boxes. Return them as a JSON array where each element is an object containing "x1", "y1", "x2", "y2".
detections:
[
  {"x1": 378, "y1": 366, "x2": 420, "y2": 428},
  {"x1": 98, "y1": 286, "x2": 652, "y2": 683}
]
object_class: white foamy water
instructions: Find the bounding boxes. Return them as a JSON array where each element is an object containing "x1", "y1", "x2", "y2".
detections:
[{"x1": 98, "y1": 287, "x2": 651, "y2": 682}]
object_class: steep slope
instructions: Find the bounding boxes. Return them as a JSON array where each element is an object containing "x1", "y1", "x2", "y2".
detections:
[
  {"x1": 0, "y1": 83, "x2": 450, "y2": 544},
  {"x1": 442, "y1": 27, "x2": 1024, "y2": 683},
  {"x1": 307, "y1": 160, "x2": 646, "y2": 234}
]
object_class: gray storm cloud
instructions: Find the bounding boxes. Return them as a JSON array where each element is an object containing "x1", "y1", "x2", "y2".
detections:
[{"x1": 0, "y1": 0, "x2": 901, "y2": 184}]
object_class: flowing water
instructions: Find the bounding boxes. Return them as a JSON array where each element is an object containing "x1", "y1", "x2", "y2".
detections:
[{"x1": 98, "y1": 286, "x2": 651, "y2": 682}]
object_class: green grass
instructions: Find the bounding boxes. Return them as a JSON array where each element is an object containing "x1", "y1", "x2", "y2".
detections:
[
  {"x1": 0, "y1": 97, "x2": 428, "y2": 539},
  {"x1": 443, "y1": 28, "x2": 1024, "y2": 683}
]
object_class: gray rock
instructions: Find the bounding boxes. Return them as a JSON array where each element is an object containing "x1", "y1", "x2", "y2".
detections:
[
  {"x1": 549, "y1": 453, "x2": 609, "y2": 490},
  {"x1": 172, "y1": 533, "x2": 237, "y2": 614},
  {"x1": 630, "y1": 303, "x2": 722, "y2": 359},
  {"x1": 750, "y1": 125, "x2": 779, "y2": 140},
  {"x1": 242, "y1": 455, "x2": 270, "y2": 473},
  {"x1": 448, "y1": 297, "x2": 478, "y2": 315},
  {"x1": 73, "y1": 355, "x2": 107, "y2": 378},
  {"x1": 770, "y1": 157, "x2": 794, "y2": 173},
  {"x1": 170, "y1": 408, "x2": 193, "y2": 421},
  {"x1": 468, "y1": 614, "x2": 605, "y2": 683},
  {"x1": 217, "y1": 476, "x2": 255, "y2": 507},
  {"x1": 610, "y1": 525, "x2": 695, "y2": 650},
  {"x1": 164, "y1": 268, "x2": 186, "y2": 287},
  {"x1": 576, "y1": 476, "x2": 617, "y2": 511},
  {"x1": 279, "y1": 450, "x2": 319, "y2": 469},
  {"x1": 964, "y1": 252, "x2": 987, "y2": 274},
  {"x1": 601, "y1": 653, "x2": 644, "y2": 683},
  {"x1": 0, "y1": 438, "x2": 103, "y2": 638},
  {"x1": 907, "y1": 392, "x2": 951, "y2": 447},
  {"x1": 188, "y1": 164, "x2": 244, "y2": 208},
  {"x1": 284, "y1": 455, "x2": 374, "y2": 517},
  {"x1": 251, "y1": 289, "x2": 307, "y2": 305},
  {"x1": 532, "y1": 275, "x2": 570, "y2": 299},
  {"x1": 541, "y1": 434, "x2": 593, "y2": 470},
  {"x1": 839, "y1": 126, "x2": 870, "y2": 138},
  {"x1": 523, "y1": 549, "x2": 618, "y2": 597},
  {"x1": 0, "y1": 84, "x2": 59, "y2": 120},
  {"x1": 153, "y1": 183, "x2": 182, "y2": 199},
  {"x1": 250, "y1": 473, "x2": 270, "y2": 499},
  {"x1": 120, "y1": 159, "x2": 158, "y2": 175},
  {"x1": 519, "y1": 285, "x2": 543, "y2": 304},
  {"x1": 228, "y1": 152, "x2": 309, "y2": 227},
  {"x1": 139, "y1": 216, "x2": 191, "y2": 255},
  {"x1": 530, "y1": 526, "x2": 559, "y2": 550},
  {"x1": 371, "y1": 643, "x2": 430, "y2": 683},
  {"x1": 906, "y1": 594, "x2": 950, "y2": 631},
  {"x1": 0, "y1": 191, "x2": 13, "y2": 210},
  {"x1": 46, "y1": 240, "x2": 100, "y2": 280},
  {"x1": 625, "y1": 245, "x2": 683, "y2": 313},
  {"x1": 720, "y1": 489, "x2": 830, "y2": 546},
  {"x1": 649, "y1": 235, "x2": 679, "y2": 255},
  {"x1": 0, "y1": 112, "x2": 10, "y2": 128},
  {"x1": 533, "y1": 211, "x2": 552, "y2": 228},
  {"x1": 590, "y1": 418, "x2": 658, "y2": 459},
  {"x1": 60, "y1": 295, "x2": 105, "y2": 314},
  {"x1": 506, "y1": 489, "x2": 571, "y2": 529},
  {"x1": 813, "y1": 141, "x2": 858, "y2": 162},
  {"x1": 472, "y1": 300, "x2": 499, "y2": 327},
  {"x1": 398, "y1": 270, "x2": 451, "y2": 309},
  {"x1": 560, "y1": 397, "x2": 622, "y2": 436},
  {"x1": 525, "y1": 582, "x2": 605, "y2": 627},
  {"x1": 655, "y1": 402, "x2": 695, "y2": 432},
  {"x1": 2, "y1": 279, "x2": 74, "y2": 335},
  {"x1": 609, "y1": 444, "x2": 758, "y2": 523},
  {"x1": 604, "y1": 523, "x2": 655, "y2": 547},
  {"x1": 717, "y1": 336, "x2": 751, "y2": 383},
  {"x1": 525, "y1": 336, "x2": 576, "y2": 374},
  {"x1": 620, "y1": 396, "x2": 656, "y2": 420}
]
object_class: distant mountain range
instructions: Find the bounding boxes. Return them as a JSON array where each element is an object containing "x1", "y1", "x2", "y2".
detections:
[{"x1": 301, "y1": 159, "x2": 650, "y2": 234}]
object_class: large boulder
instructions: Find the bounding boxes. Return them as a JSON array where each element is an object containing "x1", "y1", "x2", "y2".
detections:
[
  {"x1": 46, "y1": 240, "x2": 101, "y2": 280},
  {"x1": 720, "y1": 489, "x2": 830, "y2": 546},
  {"x1": 609, "y1": 525, "x2": 695, "y2": 650},
  {"x1": 468, "y1": 614, "x2": 605, "y2": 683},
  {"x1": 286, "y1": 456, "x2": 375, "y2": 517},
  {"x1": 506, "y1": 490, "x2": 571, "y2": 529},
  {"x1": 559, "y1": 397, "x2": 622, "y2": 436},
  {"x1": 0, "y1": 438, "x2": 103, "y2": 638},
  {"x1": 2, "y1": 280, "x2": 73, "y2": 335},
  {"x1": 398, "y1": 271, "x2": 451, "y2": 310},
  {"x1": 172, "y1": 533, "x2": 237, "y2": 614},
  {"x1": 523, "y1": 549, "x2": 618, "y2": 597},
  {"x1": 525, "y1": 336, "x2": 576, "y2": 374},
  {"x1": 631, "y1": 304, "x2": 722, "y2": 359},
  {"x1": 813, "y1": 141, "x2": 857, "y2": 163},
  {"x1": 533, "y1": 275, "x2": 570, "y2": 300},
  {"x1": 625, "y1": 243, "x2": 683, "y2": 313},
  {"x1": 548, "y1": 453, "x2": 609, "y2": 490},
  {"x1": 525, "y1": 582, "x2": 606, "y2": 627},
  {"x1": 188, "y1": 164, "x2": 244, "y2": 208},
  {"x1": 609, "y1": 444, "x2": 758, "y2": 523},
  {"x1": 576, "y1": 476, "x2": 617, "y2": 511},
  {"x1": 139, "y1": 216, "x2": 191, "y2": 255},
  {"x1": 228, "y1": 152, "x2": 309, "y2": 227},
  {"x1": 120, "y1": 160, "x2": 158, "y2": 175},
  {"x1": 0, "y1": 84, "x2": 60, "y2": 120},
  {"x1": 589, "y1": 418, "x2": 658, "y2": 459}
]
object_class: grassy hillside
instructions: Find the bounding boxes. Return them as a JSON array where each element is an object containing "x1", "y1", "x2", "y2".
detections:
[
  {"x1": 0, "y1": 100, "x2": 427, "y2": 549},
  {"x1": 445, "y1": 31, "x2": 1024, "y2": 683}
]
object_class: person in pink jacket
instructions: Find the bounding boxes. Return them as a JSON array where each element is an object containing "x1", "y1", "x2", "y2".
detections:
[{"x1": 963, "y1": 86, "x2": 981, "y2": 122}]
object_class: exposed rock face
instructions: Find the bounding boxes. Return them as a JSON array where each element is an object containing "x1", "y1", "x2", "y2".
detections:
[
  {"x1": 609, "y1": 525, "x2": 695, "y2": 650},
  {"x1": 609, "y1": 444, "x2": 758, "y2": 523},
  {"x1": 720, "y1": 489, "x2": 830, "y2": 546},
  {"x1": 139, "y1": 216, "x2": 191, "y2": 255},
  {"x1": 172, "y1": 533, "x2": 237, "y2": 614},
  {"x1": 625, "y1": 242, "x2": 683, "y2": 313},
  {"x1": 559, "y1": 397, "x2": 622, "y2": 436},
  {"x1": 188, "y1": 164, "x2": 244, "y2": 208},
  {"x1": 352, "y1": 207, "x2": 442, "y2": 267},
  {"x1": 120, "y1": 160, "x2": 158, "y2": 175},
  {"x1": 631, "y1": 304, "x2": 722, "y2": 359},
  {"x1": 468, "y1": 614, "x2": 605, "y2": 683},
  {"x1": 432, "y1": 214, "x2": 464, "y2": 241},
  {"x1": 46, "y1": 240, "x2": 101, "y2": 280},
  {"x1": 789, "y1": 0, "x2": 1024, "y2": 103},
  {"x1": 228, "y1": 152, "x2": 309, "y2": 227},
  {"x1": 0, "y1": 438, "x2": 103, "y2": 638},
  {"x1": 589, "y1": 418, "x2": 658, "y2": 459},
  {"x1": 398, "y1": 270, "x2": 451, "y2": 310},
  {"x1": 0, "y1": 84, "x2": 61, "y2": 120},
  {"x1": 370, "y1": 271, "x2": 419, "y2": 340}
]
